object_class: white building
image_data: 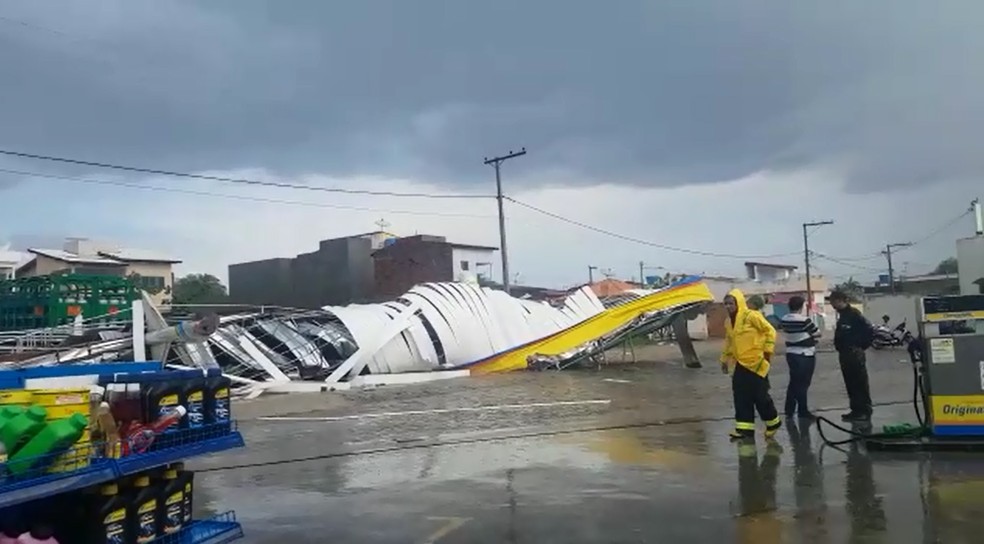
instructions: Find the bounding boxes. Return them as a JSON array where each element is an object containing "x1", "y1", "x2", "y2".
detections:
[
  {"x1": 957, "y1": 234, "x2": 984, "y2": 295},
  {"x1": 0, "y1": 245, "x2": 25, "y2": 280},
  {"x1": 16, "y1": 238, "x2": 182, "y2": 306},
  {"x1": 452, "y1": 244, "x2": 498, "y2": 283},
  {"x1": 744, "y1": 261, "x2": 797, "y2": 282}
]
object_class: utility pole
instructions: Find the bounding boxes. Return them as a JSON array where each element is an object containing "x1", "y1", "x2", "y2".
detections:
[
  {"x1": 588, "y1": 265, "x2": 598, "y2": 284},
  {"x1": 883, "y1": 242, "x2": 913, "y2": 294},
  {"x1": 973, "y1": 197, "x2": 982, "y2": 236},
  {"x1": 803, "y1": 220, "x2": 834, "y2": 315},
  {"x1": 483, "y1": 148, "x2": 526, "y2": 295}
]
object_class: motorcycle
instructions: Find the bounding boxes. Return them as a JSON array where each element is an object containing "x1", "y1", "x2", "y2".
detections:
[{"x1": 873, "y1": 319, "x2": 913, "y2": 349}]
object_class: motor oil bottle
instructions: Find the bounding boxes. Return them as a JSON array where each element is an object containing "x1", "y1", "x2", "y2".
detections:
[
  {"x1": 7, "y1": 413, "x2": 88, "y2": 476},
  {"x1": 88, "y1": 483, "x2": 127, "y2": 544},
  {"x1": 126, "y1": 476, "x2": 158, "y2": 544},
  {"x1": 173, "y1": 463, "x2": 194, "y2": 524},
  {"x1": 142, "y1": 382, "x2": 183, "y2": 441},
  {"x1": 0, "y1": 405, "x2": 25, "y2": 433},
  {"x1": 204, "y1": 375, "x2": 232, "y2": 427},
  {"x1": 0, "y1": 405, "x2": 47, "y2": 456},
  {"x1": 155, "y1": 466, "x2": 184, "y2": 537},
  {"x1": 182, "y1": 378, "x2": 206, "y2": 431}
]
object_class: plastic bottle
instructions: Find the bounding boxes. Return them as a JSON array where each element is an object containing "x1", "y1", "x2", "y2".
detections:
[
  {"x1": 182, "y1": 378, "x2": 206, "y2": 431},
  {"x1": 87, "y1": 483, "x2": 127, "y2": 544},
  {"x1": 126, "y1": 476, "x2": 158, "y2": 544},
  {"x1": 0, "y1": 406, "x2": 25, "y2": 433},
  {"x1": 173, "y1": 463, "x2": 194, "y2": 524},
  {"x1": 0, "y1": 406, "x2": 47, "y2": 456},
  {"x1": 204, "y1": 375, "x2": 232, "y2": 427},
  {"x1": 122, "y1": 406, "x2": 186, "y2": 455},
  {"x1": 142, "y1": 383, "x2": 183, "y2": 434},
  {"x1": 16, "y1": 525, "x2": 58, "y2": 544},
  {"x1": 155, "y1": 466, "x2": 184, "y2": 536},
  {"x1": 6, "y1": 413, "x2": 88, "y2": 476}
]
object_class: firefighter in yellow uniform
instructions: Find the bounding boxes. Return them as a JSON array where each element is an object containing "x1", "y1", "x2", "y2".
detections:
[{"x1": 720, "y1": 289, "x2": 782, "y2": 440}]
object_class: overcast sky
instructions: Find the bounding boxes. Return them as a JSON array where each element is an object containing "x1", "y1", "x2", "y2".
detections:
[{"x1": 1, "y1": 0, "x2": 981, "y2": 288}]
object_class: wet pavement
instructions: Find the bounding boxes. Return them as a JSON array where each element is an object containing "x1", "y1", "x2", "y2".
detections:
[{"x1": 189, "y1": 346, "x2": 984, "y2": 543}]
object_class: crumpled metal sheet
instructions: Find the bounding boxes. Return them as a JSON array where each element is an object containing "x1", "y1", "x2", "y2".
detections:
[{"x1": 1, "y1": 279, "x2": 711, "y2": 383}]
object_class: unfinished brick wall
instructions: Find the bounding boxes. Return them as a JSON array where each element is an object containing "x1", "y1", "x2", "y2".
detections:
[{"x1": 372, "y1": 237, "x2": 454, "y2": 300}]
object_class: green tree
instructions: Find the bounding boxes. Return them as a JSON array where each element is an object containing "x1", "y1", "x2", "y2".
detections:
[
  {"x1": 172, "y1": 273, "x2": 229, "y2": 305},
  {"x1": 932, "y1": 257, "x2": 958, "y2": 275},
  {"x1": 833, "y1": 277, "x2": 863, "y2": 302}
]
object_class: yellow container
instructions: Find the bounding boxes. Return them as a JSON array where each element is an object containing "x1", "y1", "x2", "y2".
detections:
[
  {"x1": 30, "y1": 388, "x2": 90, "y2": 420},
  {"x1": 0, "y1": 389, "x2": 32, "y2": 406},
  {"x1": 47, "y1": 440, "x2": 93, "y2": 474}
]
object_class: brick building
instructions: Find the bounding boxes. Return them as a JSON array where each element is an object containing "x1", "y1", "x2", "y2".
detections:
[
  {"x1": 372, "y1": 235, "x2": 497, "y2": 300},
  {"x1": 228, "y1": 231, "x2": 395, "y2": 308}
]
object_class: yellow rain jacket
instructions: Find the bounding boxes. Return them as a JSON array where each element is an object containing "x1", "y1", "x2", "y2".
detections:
[{"x1": 720, "y1": 289, "x2": 776, "y2": 377}]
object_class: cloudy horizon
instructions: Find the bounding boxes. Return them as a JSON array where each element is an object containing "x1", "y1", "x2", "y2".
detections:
[{"x1": 1, "y1": 0, "x2": 981, "y2": 288}]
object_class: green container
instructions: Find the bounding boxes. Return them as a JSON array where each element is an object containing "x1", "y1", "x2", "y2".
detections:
[
  {"x1": 0, "y1": 405, "x2": 47, "y2": 455},
  {"x1": 7, "y1": 413, "x2": 87, "y2": 476},
  {"x1": 0, "y1": 405, "x2": 25, "y2": 433},
  {"x1": 0, "y1": 274, "x2": 138, "y2": 332}
]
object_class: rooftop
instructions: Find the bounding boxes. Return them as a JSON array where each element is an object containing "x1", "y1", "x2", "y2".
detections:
[
  {"x1": 27, "y1": 248, "x2": 122, "y2": 265},
  {"x1": 0, "y1": 249, "x2": 25, "y2": 265},
  {"x1": 374, "y1": 234, "x2": 498, "y2": 253},
  {"x1": 97, "y1": 248, "x2": 182, "y2": 264},
  {"x1": 744, "y1": 261, "x2": 798, "y2": 270}
]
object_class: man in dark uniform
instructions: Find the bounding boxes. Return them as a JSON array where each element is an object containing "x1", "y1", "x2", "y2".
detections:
[{"x1": 829, "y1": 290, "x2": 875, "y2": 421}]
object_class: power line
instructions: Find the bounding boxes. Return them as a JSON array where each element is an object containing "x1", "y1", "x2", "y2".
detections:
[
  {"x1": 506, "y1": 197, "x2": 801, "y2": 260},
  {"x1": 816, "y1": 207, "x2": 974, "y2": 264},
  {"x1": 0, "y1": 168, "x2": 495, "y2": 219},
  {"x1": 813, "y1": 252, "x2": 883, "y2": 272},
  {"x1": 0, "y1": 149, "x2": 492, "y2": 200}
]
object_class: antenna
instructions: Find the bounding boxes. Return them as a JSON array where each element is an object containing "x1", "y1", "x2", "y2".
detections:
[{"x1": 374, "y1": 218, "x2": 391, "y2": 231}]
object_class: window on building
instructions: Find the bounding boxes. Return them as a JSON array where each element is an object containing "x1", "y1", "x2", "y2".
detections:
[
  {"x1": 133, "y1": 275, "x2": 166, "y2": 292},
  {"x1": 460, "y1": 261, "x2": 469, "y2": 271}
]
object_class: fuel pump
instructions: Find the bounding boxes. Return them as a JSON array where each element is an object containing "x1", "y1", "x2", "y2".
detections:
[
  {"x1": 820, "y1": 294, "x2": 984, "y2": 450},
  {"x1": 917, "y1": 294, "x2": 984, "y2": 437}
]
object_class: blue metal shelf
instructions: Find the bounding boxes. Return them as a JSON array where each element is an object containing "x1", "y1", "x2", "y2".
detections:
[
  {"x1": 0, "y1": 425, "x2": 243, "y2": 510},
  {"x1": 158, "y1": 512, "x2": 244, "y2": 544},
  {"x1": 117, "y1": 425, "x2": 244, "y2": 477}
]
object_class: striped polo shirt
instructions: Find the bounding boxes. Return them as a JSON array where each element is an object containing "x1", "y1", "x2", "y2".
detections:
[{"x1": 779, "y1": 312, "x2": 820, "y2": 356}]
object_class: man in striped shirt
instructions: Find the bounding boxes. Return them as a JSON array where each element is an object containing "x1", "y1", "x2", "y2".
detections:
[{"x1": 779, "y1": 295, "x2": 821, "y2": 420}]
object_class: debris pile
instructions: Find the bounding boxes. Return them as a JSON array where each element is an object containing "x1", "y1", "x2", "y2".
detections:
[{"x1": 0, "y1": 278, "x2": 714, "y2": 388}]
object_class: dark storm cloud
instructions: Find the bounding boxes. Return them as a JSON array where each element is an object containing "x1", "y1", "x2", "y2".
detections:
[{"x1": 0, "y1": 0, "x2": 981, "y2": 192}]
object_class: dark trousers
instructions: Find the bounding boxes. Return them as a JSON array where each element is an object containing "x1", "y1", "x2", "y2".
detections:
[
  {"x1": 733, "y1": 363, "x2": 781, "y2": 435},
  {"x1": 784, "y1": 352, "x2": 816, "y2": 416},
  {"x1": 838, "y1": 349, "x2": 872, "y2": 416}
]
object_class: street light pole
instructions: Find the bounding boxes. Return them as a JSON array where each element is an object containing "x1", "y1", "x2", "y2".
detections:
[
  {"x1": 484, "y1": 148, "x2": 526, "y2": 295},
  {"x1": 883, "y1": 242, "x2": 913, "y2": 294},
  {"x1": 588, "y1": 265, "x2": 598, "y2": 284},
  {"x1": 803, "y1": 220, "x2": 834, "y2": 315}
]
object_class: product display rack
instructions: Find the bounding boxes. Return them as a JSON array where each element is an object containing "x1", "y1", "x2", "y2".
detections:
[
  {"x1": 0, "y1": 363, "x2": 246, "y2": 543},
  {"x1": 0, "y1": 423, "x2": 244, "y2": 509},
  {"x1": 156, "y1": 512, "x2": 243, "y2": 544}
]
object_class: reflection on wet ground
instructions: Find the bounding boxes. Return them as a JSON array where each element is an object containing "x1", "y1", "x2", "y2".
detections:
[{"x1": 190, "y1": 351, "x2": 984, "y2": 543}]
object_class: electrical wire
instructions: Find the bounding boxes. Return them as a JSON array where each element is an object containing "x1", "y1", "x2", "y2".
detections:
[
  {"x1": 0, "y1": 168, "x2": 494, "y2": 219},
  {"x1": 812, "y1": 252, "x2": 884, "y2": 272},
  {"x1": 199, "y1": 398, "x2": 915, "y2": 473},
  {"x1": 505, "y1": 197, "x2": 802, "y2": 260},
  {"x1": 0, "y1": 149, "x2": 493, "y2": 200},
  {"x1": 816, "y1": 208, "x2": 974, "y2": 267}
]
